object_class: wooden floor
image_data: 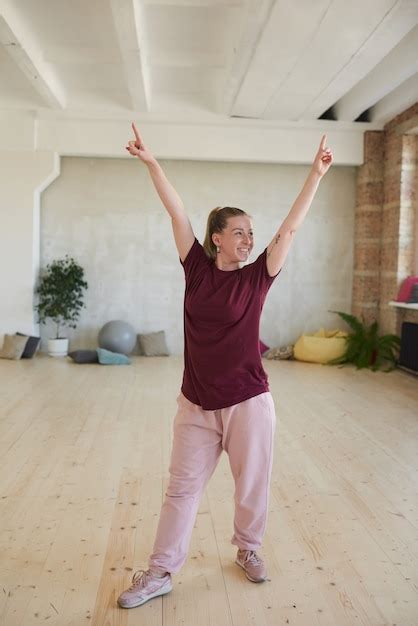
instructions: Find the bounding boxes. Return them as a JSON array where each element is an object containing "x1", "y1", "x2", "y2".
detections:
[{"x1": 1, "y1": 354, "x2": 417, "y2": 626}]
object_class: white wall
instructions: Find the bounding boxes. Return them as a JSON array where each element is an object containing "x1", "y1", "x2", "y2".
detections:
[
  {"x1": 39, "y1": 157, "x2": 356, "y2": 354},
  {"x1": 0, "y1": 150, "x2": 59, "y2": 339}
]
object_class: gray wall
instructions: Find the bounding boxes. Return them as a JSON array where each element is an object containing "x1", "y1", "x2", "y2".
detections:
[{"x1": 40, "y1": 157, "x2": 356, "y2": 354}]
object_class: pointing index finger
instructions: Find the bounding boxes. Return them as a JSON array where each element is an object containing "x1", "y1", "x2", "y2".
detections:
[
  {"x1": 132, "y1": 122, "x2": 143, "y2": 146},
  {"x1": 320, "y1": 134, "x2": 327, "y2": 151}
]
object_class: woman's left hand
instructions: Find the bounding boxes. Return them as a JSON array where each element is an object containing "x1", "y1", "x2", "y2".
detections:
[{"x1": 312, "y1": 134, "x2": 333, "y2": 177}]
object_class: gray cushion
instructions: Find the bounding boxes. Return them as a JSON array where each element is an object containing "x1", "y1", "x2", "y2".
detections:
[
  {"x1": 138, "y1": 331, "x2": 169, "y2": 356},
  {"x1": 68, "y1": 350, "x2": 99, "y2": 364},
  {"x1": 16, "y1": 332, "x2": 40, "y2": 358}
]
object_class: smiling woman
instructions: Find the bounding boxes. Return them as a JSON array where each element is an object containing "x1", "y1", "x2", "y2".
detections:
[
  {"x1": 202, "y1": 206, "x2": 254, "y2": 268},
  {"x1": 118, "y1": 122, "x2": 333, "y2": 610}
]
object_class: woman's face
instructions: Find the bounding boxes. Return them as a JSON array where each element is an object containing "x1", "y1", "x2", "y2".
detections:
[{"x1": 212, "y1": 215, "x2": 254, "y2": 263}]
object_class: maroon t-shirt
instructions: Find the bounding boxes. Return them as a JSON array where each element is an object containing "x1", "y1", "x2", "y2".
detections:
[{"x1": 180, "y1": 238, "x2": 280, "y2": 410}]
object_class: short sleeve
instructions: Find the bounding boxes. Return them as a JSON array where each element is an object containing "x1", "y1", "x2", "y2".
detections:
[
  {"x1": 248, "y1": 248, "x2": 281, "y2": 293},
  {"x1": 180, "y1": 238, "x2": 210, "y2": 283}
]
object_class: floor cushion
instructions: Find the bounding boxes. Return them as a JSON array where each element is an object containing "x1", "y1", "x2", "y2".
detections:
[
  {"x1": 138, "y1": 331, "x2": 169, "y2": 356},
  {"x1": 294, "y1": 328, "x2": 348, "y2": 364},
  {"x1": 68, "y1": 350, "x2": 99, "y2": 363},
  {"x1": 16, "y1": 332, "x2": 41, "y2": 358},
  {"x1": 97, "y1": 348, "x2": 131, "y2": 365},
  {"x1": 0, "y1": 334, "x2": 29, "y2": 360}
]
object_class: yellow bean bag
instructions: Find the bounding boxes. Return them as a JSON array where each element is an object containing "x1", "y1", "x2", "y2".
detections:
[{"x1": 293, "y1": 328, "x2": 348, "y2": 364}]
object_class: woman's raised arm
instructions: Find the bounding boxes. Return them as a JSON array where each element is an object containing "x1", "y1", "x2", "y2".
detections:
[
  {"x1": 265, "y1": 134, "x2": 333, "y2": 277},
  {"x1": 126, "y1": 122, "x2": 195, "y2": 262}
]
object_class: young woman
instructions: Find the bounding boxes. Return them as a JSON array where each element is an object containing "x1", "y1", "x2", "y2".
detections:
[{"x1": 118, "y1": 123, "x2": 333, "y2": 609}]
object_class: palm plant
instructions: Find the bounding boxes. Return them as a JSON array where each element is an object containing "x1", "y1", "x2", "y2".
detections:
[{"x1": 328, "y1": 311, "x2": 400, "y2": 372}]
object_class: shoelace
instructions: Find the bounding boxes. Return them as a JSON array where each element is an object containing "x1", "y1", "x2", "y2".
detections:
[
  {"x1": 240, "y1": 550, "x2": 262, "y2": 565},
  {"x1": 127, "y1": 569, "x2": 152, "y2": 592}
]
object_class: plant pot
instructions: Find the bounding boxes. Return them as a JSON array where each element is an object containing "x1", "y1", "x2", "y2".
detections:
[{"x1": 48, "y1": 338, "x2": 69, "y2": 357}]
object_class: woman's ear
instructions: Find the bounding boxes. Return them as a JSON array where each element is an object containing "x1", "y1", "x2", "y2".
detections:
[{"x1": 212, "y1": 233, "x2": 220, "y2": 247}]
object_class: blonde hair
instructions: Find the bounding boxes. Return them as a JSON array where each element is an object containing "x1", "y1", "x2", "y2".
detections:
[{"x1": 203, "y1": 206, "x2": 250, "y2": 260}]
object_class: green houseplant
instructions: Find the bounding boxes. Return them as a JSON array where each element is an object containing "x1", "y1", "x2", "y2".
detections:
[
  {"x1": 327, "y1": 311, "x2": 400, "y2": 372},
  {"x1": 35, "y1": 255, "x2": 88, "y2": 357}
]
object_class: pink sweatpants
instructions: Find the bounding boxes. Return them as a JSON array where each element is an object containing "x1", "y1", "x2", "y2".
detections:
[{"x1": 148, "y1": 390, "x2": 277, "y2": 574}]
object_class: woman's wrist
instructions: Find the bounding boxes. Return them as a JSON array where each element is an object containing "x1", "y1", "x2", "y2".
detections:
[
  {"x1": 146, "y1": 158, "x2": 160, "y2": 172},
  {"x1": 309, "y1": 167, "x2": 322, "y2": 182}
]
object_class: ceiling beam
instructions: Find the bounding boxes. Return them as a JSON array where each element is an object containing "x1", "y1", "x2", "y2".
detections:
[
  {"x1": 0, "y1": 1, "x2": 65, "y2": 109},
  {"x1": 369, "y1": 72, "x2": 418, "y2": 125},
  {"x1": 334, "y1": 23, "x2": 418, "y2": 122},
  {"x1": 33, "y1": 116, "x2": 372, "y2": 165},
  {"x1": 303, "y1": 1, "x2": 418, "y2": 120},
  {"x1": 110, "y1": 0, "x2": 150, "y2": 111}
]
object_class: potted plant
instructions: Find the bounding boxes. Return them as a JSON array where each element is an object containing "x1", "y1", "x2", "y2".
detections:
[
  {"x1": 35, "y1": 255, "x2": 88, "y2": 357},
  {"x1": 327, "y1": 311, "x2": 400, "y2": 372}
]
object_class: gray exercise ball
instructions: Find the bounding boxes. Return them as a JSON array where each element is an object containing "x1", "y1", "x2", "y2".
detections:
[{"x1": 98, "y1": 320, "x2": 137, "y2": 355}]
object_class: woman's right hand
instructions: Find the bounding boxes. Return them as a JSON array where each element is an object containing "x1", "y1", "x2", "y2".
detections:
[{"x1": 125, "y1": 122, "x2": 157, "y2": 166}]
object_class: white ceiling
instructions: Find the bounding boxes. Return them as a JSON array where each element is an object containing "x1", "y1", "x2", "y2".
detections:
[{"x1": 0, "y1": 0, "x2": 417, "y2": 126}]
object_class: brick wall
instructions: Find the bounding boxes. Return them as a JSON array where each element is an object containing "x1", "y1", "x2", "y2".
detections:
[
  {"x1": 352, "y1": 131, "x2": 384, "y2": 325},
  {"x1": 352, "y1": 102, "x2": 418, "y2": 335}
]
